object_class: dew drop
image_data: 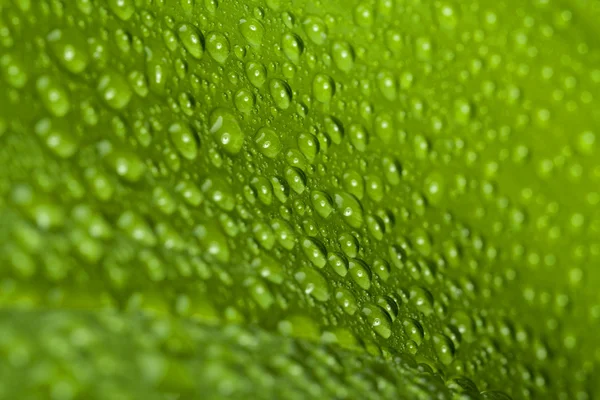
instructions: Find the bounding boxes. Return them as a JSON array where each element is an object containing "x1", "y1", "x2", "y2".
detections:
[
  {"x1": 206, "y1": 32, "x2": 230, "y2": 63},
  {"x1": 36, "y1": 75, "x2": 71, "y2": 117},
  {"x1": 46, "y1": 29, "x2": 89, "y2": 74},
  {"x1": 295, "y1": 267, "x2": 330, "y2": 301},
  {"x1": 334, "y1": 191, "x2": 364, "y2": 228},
  {"x1": 169, "y1": 122, "x2": 198, "y2": 160},
  {"x1": 328, "y1": 252, "x2": 348, "y2": 277},
  {"x1": 301, "y1": 237, "x2": 328, "y2": 268},
  {"x1": 313, "y1": 73, "x2": 334, "y2": 103},
  {"x1": 97, "y1": 71, "x2": 132, "y2": 110},
  {"x1": 254, "y1": 127, "x2": 283, "y2": 158},
  {"x1": 335, "y1": 287, "x2": 358, "y2": 315},
  {"x1": 362, "y1": 303, "x2": 392, "y2": 338},
  {"x1": 332, "y1": 41, "x2": 354, "y2": 72},
  {"x1": 239, "y1": 18, "x2": 264, "y2": 47},
  {"x1": 269, "y1": 78, "x2": 292, "y2": 109},
  {"x1": 282, "y1": 33, "x2": 303, "y2": 63},
  {"x1": 349, "y1": 259, "x2": 372, "y2": 290},
  {"x1": 311, "y1": 190, "x2": 334, "y2": 218},
  {"x1": 209, "y1": 108, "x2": 245, "y2": 155},
  {"x1": 177, "y1": 23, "x2": 205, "y2": 60}
]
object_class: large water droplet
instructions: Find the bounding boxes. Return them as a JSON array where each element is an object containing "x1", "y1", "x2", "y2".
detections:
[
  {"x1": 206, "y1": 32, "x2": 230, "y2": 63},
  {"x1": 97, "y1": 71, "x2": 132, "y2": 110},
  {"x1": 209, "y1": 109, "x2": 245, "y2": 155},
  {"x1": 254, "y1": 127, "x2": 282, "y2": 158},
  {"x1": 362, "y1": 303, "x2": 392, "y2": 338},
  {"x1": 177, "y1": 23, "x2": 205, "y2": 60},
  {"x1": 301, "y1": 236, "x2": 327, "y2": 268}
]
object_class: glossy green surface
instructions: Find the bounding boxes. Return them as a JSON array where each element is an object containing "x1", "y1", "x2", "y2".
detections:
[{"x1": 0, "y1": 0, "x2": 599, "y2": 398}]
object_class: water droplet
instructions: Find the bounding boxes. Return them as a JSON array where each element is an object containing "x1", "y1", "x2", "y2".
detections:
[
  {"x1": 285, "y1": 166, "x2": 306, "y2": 194},
  {"x1": 415, "y1": 36, "x2": 433, "y2": 60},
  {"x1": 454, "y1": 98, "x2": 472, "y2": 125},
  {"x1": 313, "y1": 73, "x2": 334, "y2": 103},
  {"x1": 388, "y1": 244, "x2": 407, "y2": 269},
  {"x1": 382, "y1": 156, "x2": 401, "y2": 185},
  {"x1": 348, "y1": 124, "x2": 368, "y2": 152},
  {"x1": 366, "y1": 214, "x2": 385, "y2": 240},
  {"x1": 46, "y1": 29, "x2": 89, "y2": 74},
  {"x1": 269, "y1": 78, "x2": 292, "y2": 109},
  {"x1": 1, "y1": 54, "x2": 28, "y2": 88},
  {"x1": 177, "y1": 23, "x2": 205, "y2": 60},
  {"x1": 410, "y1": 286, "x2": 434, "y2": 316},
  {"x1": 234, "y1": 88, "x2": 255, "y2": 113},
  {"x1": 335, "y1": 287, "x2": 358, "y2": 315},
  {"x1": 254, "y1": 127, "x2": 282, "y2": 158},
  {"x1": 246, "y1": 61, "x2": 267, "y2": 87},
  {"x1": 270, "y1": 176, "x2": 290, "y2": 203},
  {"x1": 202, "y1": 177, "x2": 236, "y2": 211},
  {"x1": 328, "y1": 252, "x2": 348, "y2": 277},
  {"x1": 34, "y1": 118, "x2": 77, "y2": 159},
  {"x1": 97, "y1": 71, "x2": 132, "y2": 110},
  {"x1": 365, "y1": 174, "x2": 384, "y2": 202},
  {"x1": 162, "y1": 28, "x2": 179, "y2": 53},
  {"x1": 175, "y1": 179, "x2": 204, "y2": 207},
  {"x1": 169, "y1": 122, "x2": 198, "y2": 160},
  {"x1": 433, "y1": 333, "x2": 455, "y2": 365},
  {"x1": 206, "y1": 32, "x2": 230, "y2": 63},
  {"x1": 298, "y1": 133, "x2": 319, "y2": 162},
  {"x1": 436, "y1": 3, "x2": 458, "y2": 29},
  {"x1": 342, "y1": 169, "x2": 364, "y2": 199},
  {"x1": 311, "y1": 190, "x2": 334, "y2": 218},
  {"x1": 362, "y1": 303, "x2": 392, "y2": 338},
  {"x1": 301, "y1": 236, "x2": 327, "y2": 268},
  {"x1": 372, "y1": 257, "x2": 390, "y2": 281},
  {"x1": 153, "y1": 186, "x2": 177, "y2": 215},
  {"x1": 195, "y1": 222, "x2": 230, "y2": 263},
  {"x1": 253, "y1": 255, "x2": 284, "y2": 284},
  {"x1": 374, "y1": 113, "x2": 394, "y2": 143},
  {"x1": 377, "y1": 295, "x2": 399, "y2": 322},
  {"x1": 108, "y1": 0, "x2": 135, "y2": 21},
  {"x1": 576, "y1": 130, "x2": 596, "y2": 155},
  {"x1": 424, "y1": 172, "x2": 445, "y2": 205},
  {"x1": 128, "y1": 70, "x2": 149, "y2": 98},
  {"x1": 84, "y1": 167, "x2": 115, "y2": 201},
  {"x1": 377, "y1": 70, "x2": 397, "y2": 101},
  {"x1": 411, "y1": 228, "x2": 432, "y2": 257},
  {"x1": 239, "y1": 18, "x2": 264, "y2": 47},
  {"x1": 321, "y1": 117, "x2": 343, "y2": 148},
  {"x1": 209, "y1": 108, "x2": 245, "y2": 155},
  {"x1": 450, "y1": 311, "x2": 475, "y2": 343},
  {"x1": 349, "y1": 259, "x2": 372, "y2": 290},
  {"x1": 332, "y1": 41, "x2": 354, "y2": 72},
  {"x1": 271, "y1": 218, "x2": 296, "y2": 250},
  {"x1": 180, "y1": 0, "x2": 195, "y2": 13},
  {"x1": 36, "y1": 75, "x2": 71, "y2": 117},
  {"x1": 252, "y1": 221, "x2": 276, "y2": 250},
  {"x1": 247, "y1": 278, "x2": 274, "y2": 309},
  {"x1": 354, "y1": 3, "x2": 374, "y2": 27},
  {"x1": 117, "y1": 210, "x2": 156, "y2": 247},
  {"x1": 403, "y1": 318, "x2": 424, "y2": 345},
  {"x1": 295, "y1": 267, "x2": 330, "y2": 301},
  {"x1": 251, "y1": 176, "x2": 273, "y2": 205},
  {"x1": 338, "y1": 232, "x2": 359, "y2": 258},
  {"x1": 282, "y1": 32, "x2": 303, "y2": 63},
  {"x1": 334, "y1": 191, "x2": 364, "y2": 228},
  {"x1": 303, "y1": 15, "x2": 327, "y2": 44},
  {"x1": 106, "y1": 150, "x2": 146, "y2": 183}
]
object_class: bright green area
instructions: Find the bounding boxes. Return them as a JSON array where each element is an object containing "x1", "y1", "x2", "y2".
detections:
[{"x1": 0, "y1": 0, "x2": 599, "y2": 398}]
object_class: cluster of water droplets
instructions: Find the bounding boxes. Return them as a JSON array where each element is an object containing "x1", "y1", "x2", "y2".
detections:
[{"x1": 0, "y1": 0, "x2": 598, "y2": 398}]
